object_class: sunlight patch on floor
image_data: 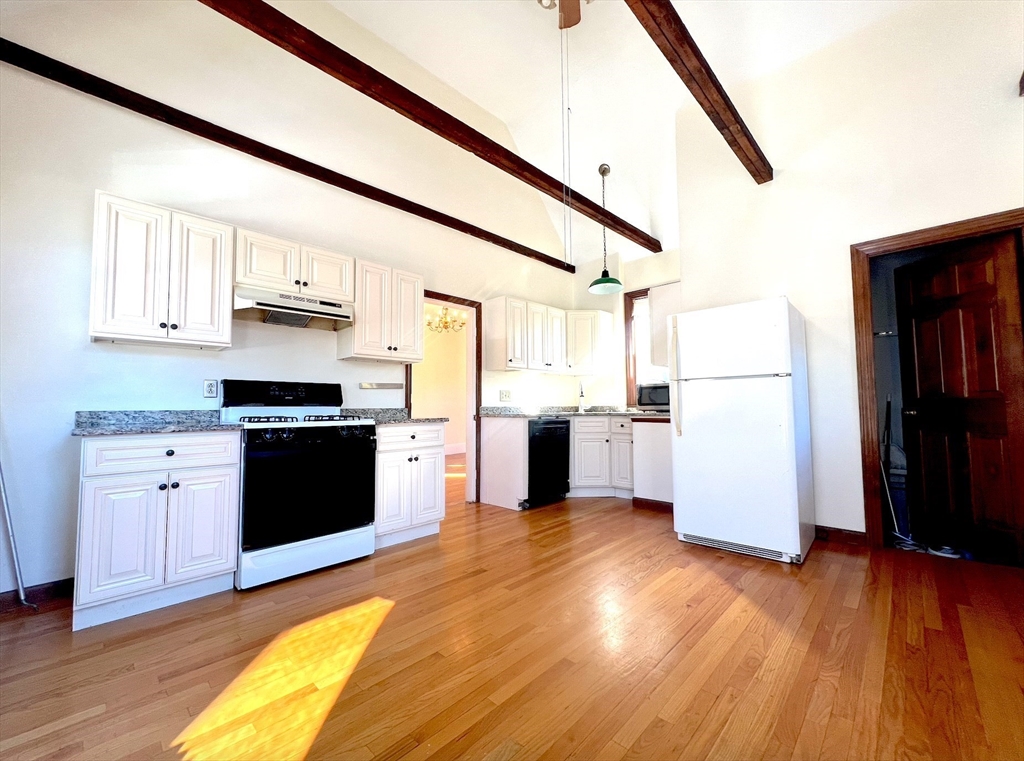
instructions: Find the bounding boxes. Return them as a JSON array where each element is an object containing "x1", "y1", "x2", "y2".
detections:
[{"x1": 172, "y1": 597, "x2": 394, "y2": 761}]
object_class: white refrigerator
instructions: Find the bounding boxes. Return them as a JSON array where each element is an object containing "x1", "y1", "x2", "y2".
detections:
[{"x1": 668, "y1": 297, "x2": 815, "y2": 563}]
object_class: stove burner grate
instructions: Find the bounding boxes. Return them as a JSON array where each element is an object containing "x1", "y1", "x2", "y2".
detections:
[{"x1": 240, "y1": 415, "x2": 299, "y2": 423}]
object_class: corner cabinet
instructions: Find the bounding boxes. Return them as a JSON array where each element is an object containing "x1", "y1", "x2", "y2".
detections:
[
  {"x1": 569, "y1": 417, "x2": 633, "y2": 497},
  {"x1": 485, "y1": 297, "x2": 608, "y2": 375},
  {"x1": 90, "y1": 193, "x2": 234, "y2": 349},
  {"x1": 73, "y1": 431, "x2": 241, "y2": 631},
  {"x1": 338, "y1": 260, "x2": 424, "y2": 362},
  {"x1": 374, "y1": 423, "x2": 446, "y2": 548}
]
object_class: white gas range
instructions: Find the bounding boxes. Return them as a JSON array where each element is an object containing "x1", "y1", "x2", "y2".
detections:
[{"x1": 221, "y1": 380, "x2": 377, "y2": 589}]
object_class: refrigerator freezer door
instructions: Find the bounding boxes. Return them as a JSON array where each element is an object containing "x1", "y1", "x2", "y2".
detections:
[
  {"x1": 672, "y1": 376, "x2": 801, "y2": 556},
  {"x1": 670, "y1": 297, "x2": 792, "y2": 380}
]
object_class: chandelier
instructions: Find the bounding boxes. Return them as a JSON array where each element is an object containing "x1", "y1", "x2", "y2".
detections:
[{"x1": 426, "y1": 306, "x2": 466, "y2": 334}]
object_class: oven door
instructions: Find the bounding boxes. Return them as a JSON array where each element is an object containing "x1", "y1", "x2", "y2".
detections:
[{"x1": 241, "y1": 426, "x2": 375, "y2": 552}]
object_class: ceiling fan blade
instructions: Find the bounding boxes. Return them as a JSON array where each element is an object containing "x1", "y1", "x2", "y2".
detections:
[{"x1": 558, "y1": 0, "x2": 581, "y2": 29}]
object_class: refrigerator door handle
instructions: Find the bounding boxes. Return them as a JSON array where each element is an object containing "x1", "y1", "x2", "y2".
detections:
[
  {"x1": 670, "y1": 382, "x2": 682, "y2": 437},
  {"x1": 670, "y1": 316, "x2": 680, "y2": 381}
]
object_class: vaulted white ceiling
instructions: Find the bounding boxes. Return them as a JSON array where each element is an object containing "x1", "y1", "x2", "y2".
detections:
[{"x1": 330, "y1": 0, "x2": 909, "y2": 263}]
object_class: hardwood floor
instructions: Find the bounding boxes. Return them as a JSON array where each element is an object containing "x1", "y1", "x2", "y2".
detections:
[{"x1": 1, "y1": 457, "x2": 1022, "y2": 760}]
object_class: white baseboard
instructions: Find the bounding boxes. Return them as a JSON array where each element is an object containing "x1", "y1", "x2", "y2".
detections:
[
  {"x1": 567, "y1": 487, "x2": 634, "y2": 499},
  {"x1": 376, "y1": 522, "x2": 440, "y2": 549},
  {"x1": 444, "y1": 443, "x2": 467, "y2": 455},
  {"x1": 72, "y1": 573, "x2": 234, "y2": 631}
]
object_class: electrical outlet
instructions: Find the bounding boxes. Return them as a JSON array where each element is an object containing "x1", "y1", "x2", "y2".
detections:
[
  {"x1": 499, "y1": 390, "x2": 512, "y2": 402},
  {"x1": 203, "y1": 380, "x2": 218, "y2": 399}
]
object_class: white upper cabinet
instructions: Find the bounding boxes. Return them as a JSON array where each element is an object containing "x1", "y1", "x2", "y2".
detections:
[
  {"x1": 506, "y1": 298, "x2": 528, "y2": 369},
  {"x1": 391, "y1": 269, "x2": 424, "y2": 360},
  {"x1": 338, "y1": 260, "x2": 424, "y2": 363},
  {"x1": 546, "y1": 307, "x2": 567, "y2": 373},
  {"x1": 485, "y1": 296, "x2": 572, "y2": 374},
  {"x1": 298, "y1": 245, "x2": 355, "y2": 303},
  {"x1": 527, "y1": 302, "x2": 548, "y2": 370},
  {"x1": 90, "y1": 194, "x2": 172, "y2": 341},
  {"x1": 168, "y1": 214, "x2": 233, "y2": 346},
  {"x1": 566, "y1": 310, "x2": 613, "y2": 376},
  {"x1": 90, "y1": 194, "x2": 233, "y2": 349},
  {"x1": 234, "y1": 229, "x2": 299, "y2": 292}
]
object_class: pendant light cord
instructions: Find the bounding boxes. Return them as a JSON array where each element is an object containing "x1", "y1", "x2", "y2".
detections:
[{"x1": 601, "y1": 171, "x2": 608, "y2": 271}]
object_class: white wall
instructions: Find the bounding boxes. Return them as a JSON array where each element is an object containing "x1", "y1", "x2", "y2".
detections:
[
  {"x1": 673, "y1": 0, "x2": 1024, "y2": 532},
  {"x1": 0, "y1": 0, "x2": 578, "y2": 591}
]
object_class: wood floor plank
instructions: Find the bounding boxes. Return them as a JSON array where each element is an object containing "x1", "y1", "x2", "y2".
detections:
[{"x1": 2, "y1": 456, "x2": 1023, "y2": 761}]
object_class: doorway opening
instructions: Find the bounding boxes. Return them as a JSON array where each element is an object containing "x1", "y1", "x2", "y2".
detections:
[
  {"x1": 852, "y1": 210, "x2": 1024, "y2": 565},
  {"x1": 406, "y1": 290, "x2": 481, "y2": 505}
]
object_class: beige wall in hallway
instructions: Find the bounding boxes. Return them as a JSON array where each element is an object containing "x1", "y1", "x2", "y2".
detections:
[{"x1": 412, "y1": 305, "x2": 469, "y2": 452}]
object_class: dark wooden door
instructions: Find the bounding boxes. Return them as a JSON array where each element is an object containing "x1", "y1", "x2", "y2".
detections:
[{"x1": 895, "y1": 230, "x2": 1024, "y2": 564}]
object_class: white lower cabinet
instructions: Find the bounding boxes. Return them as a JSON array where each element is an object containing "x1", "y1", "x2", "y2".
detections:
[
  {"x1": 74, "y1": 432, "x2": 240, "y2": 631},
  {"x1": 570, "y1": 417, "x2": 633, "y2": 496},
  {"x1": 374, "y1": 424, "x2": 446, "y2": 548}
]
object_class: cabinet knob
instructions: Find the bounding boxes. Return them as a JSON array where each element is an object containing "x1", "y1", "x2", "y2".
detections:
[
  {"x1": 170, "y1": 482, "x2": 179, "y2": 489},
  {"x1": 166, "y1": 449, "x2": 175, "y2": 456},
  {"x1": 605, "y1": 439, "x2": 609, "y2": 443},
  {"x1": 302, "y1": 281, "x2": 309, "y2": 287},
  {"x1": 411, "y1": 434, "x2": 416, "y2": 439},
  {"x1": 170, "y1": 324, "x2": 178, "y2": 330},
  {"x1": 159, "y1": 322, "x2": 168, "y2": 329},
  {"x1": 414, "y1": 456, "x2": 419, "y2": 461},
  {"x1": 387, "y1": 346, "x2": 393, "y2": 351},
  {"x1": 408, "y1": 457, "x2": 413, "y2": 462},
  {"x1": 294, "y1": 280, "x2": 301, "y2": 285},
  {"x1": 159, "y1": 483, "x2": 168, "y2": 491}
]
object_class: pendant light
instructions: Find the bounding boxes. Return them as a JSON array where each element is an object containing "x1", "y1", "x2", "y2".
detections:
[{"x1": 588, "y1": 163, "x2": 624, "y2": 295}]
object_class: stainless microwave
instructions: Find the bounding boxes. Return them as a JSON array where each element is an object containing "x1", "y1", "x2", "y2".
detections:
[{"x1": 636, "y1": 383, "x2": 670, "y2": 411}]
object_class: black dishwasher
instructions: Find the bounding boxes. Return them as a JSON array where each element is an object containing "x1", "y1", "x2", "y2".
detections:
[{"x1": 523, "y1": 417, "x2": 570, "y2": 509}]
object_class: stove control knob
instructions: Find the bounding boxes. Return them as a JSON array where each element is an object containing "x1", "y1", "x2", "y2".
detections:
[
  {"x1": 339, "y1": 426, "x2": 350, "y2": 437},
  {"x1": 261, "y1": 429, "x2": 277, "y2": 442},
  {"x1": 280, "y1": 428, "x2": 295, "y2": 440}
]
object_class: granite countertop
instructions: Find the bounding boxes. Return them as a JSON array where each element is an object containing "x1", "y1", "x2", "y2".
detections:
[
  {"x1": 72, "y1": 408, "x2": 447, "y2": 435},
  {"x1": 478, "y1": 406, "x2": 667, "y2": 419},
  {"x1": 72, "y1": 411, "x2": 242, "y2": 436}
]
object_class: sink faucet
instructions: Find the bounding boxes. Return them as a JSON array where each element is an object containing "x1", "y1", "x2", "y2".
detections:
[{"x1": 578, "y1": 381, "x2": 585, "y2": 414}]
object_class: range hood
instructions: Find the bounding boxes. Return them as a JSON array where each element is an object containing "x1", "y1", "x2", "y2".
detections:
[{"x1": 233, "y1": 286, "x2": 354, "y2": 328}]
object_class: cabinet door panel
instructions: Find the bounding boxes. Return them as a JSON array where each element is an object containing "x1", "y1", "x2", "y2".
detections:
[
  {"x1": 412, "y1": 449, "x2": 445, "y2": 524},
  {"x1": 354, "y1": 261, "x2": 392, "y2": 357},
  {"x1": 168, "y1": 214, "x2": 233, "y2": 345},
  {"x1": 573, "y1": 435, "x2": 610, "y2": 487},
  {"x1": 165, "y1": 467, "x2": 239, "y2": 584},
  {"x1": 611, "y1": 435, "x2": 634, "y2": 489},
  {"x1": 506, "y1": 298, "x2": 528, "y2": 369},
  {"x1": 234, "y1": 229, "x2": 299, "y2": 292},
  {"x1": 376, "y1": 451, "x2": 411, "y2": 532},
  {"x1": 546, "y1": 307, "x2": 567, "y2": 373},
  {"x1": 527, "y1": 302, "x2": 548, "y2": 370},
  {"x1": 391, "y1": 269, "x2": 424, "y2": 360},
  {"x1": 300, "y1": 246, "x2": 354, "y2": 302},
  {"x1": 567, "y1": 312, "x2": 598, "y2": 375},
  {"x1": 77, "y1": 474, "x2": 167, "y2": 606},
  {"x1": 90, "y1": 194, "x2": 171, "y2": 339}
]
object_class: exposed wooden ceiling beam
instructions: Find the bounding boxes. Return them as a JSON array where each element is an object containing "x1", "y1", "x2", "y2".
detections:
[
  {"x1": 624, "y1": 0, "x2": 773, "y2": 184},
  {"x1": 196, "y1": 0, "x2": 662, "y2": 254},
  {"x1": 0, "y1": 38, "x2": 574, "y2": 274}
]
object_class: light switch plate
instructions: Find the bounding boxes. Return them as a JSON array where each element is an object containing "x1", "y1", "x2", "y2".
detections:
[
  {"x1": 499, "y1": 390, "x2": 512, "y2": 402},
  {"x1": 203, "y1": 380, "x2": 218, "y2": 398}
]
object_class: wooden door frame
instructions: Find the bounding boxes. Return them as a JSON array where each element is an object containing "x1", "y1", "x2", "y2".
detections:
[
  {"x1": 405, "y1": 290, "x2": 483, "y2": 503},
  {"x1": 623, "y1": 288, "x2": 650, "y2": 407},
  {"x1": 850, "y1": 207, "x2": 1024, "y2": 547}
]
